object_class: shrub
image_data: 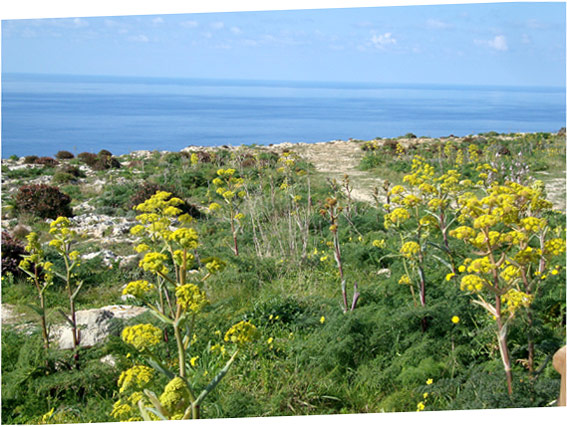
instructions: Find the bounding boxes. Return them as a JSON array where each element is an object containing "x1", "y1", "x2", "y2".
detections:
[
  {"x1": 52, "y1": 171, "x2": 77, "y2": 184},
  {"x1": 8, "y1": 155, "x2": 19, "y2": 161},
  {"x1": 78, "y1": 152, "x2": 98, "y2": 167},
  {"x1": 13, "y1": 184, "x2": 72, "y2": 219},
  {"x1": 1, "y1": 232, "x2": 27, "y2": 277},
  {"x1": 77, "y1": 151, "x2": 121, "y2": 170},
  {"x1": 55, "y1": 150, "x2": 75, "y2": 160},
  {"x1": 53, "y1": 165, "x2": 86, "y2": 183},
  {"x1": 23, "y1": 155, "x2": 38, "y2": 164},
  {"x1": 34, "y1": 157, "x2": 59, "y2": 167},
  {"x1": 92, "y1": 155, "x2": 121, "y2": 171},
  {"x1": 59, "y1": 165, "x2": 85, "y2": 178}
]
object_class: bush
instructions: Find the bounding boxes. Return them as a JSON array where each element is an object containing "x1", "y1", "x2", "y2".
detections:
[
  {"x1": 78, "y1": 152, "x2": 98, "y2": 167},
  {"x1": 92, "y1": 155, "x2": 121, "y2": 171},
  {"x1": 55, "y1": 150, "x2": 75, "y2": 160},
  {"x1": 59, "y1": 165, "x2": 85, "y2": 178},
  {"x1": 52, "y1": 172, "x2": 77, "y2": 184},
  {"x1": 1, "y1": 232, "x2": 27, "y2": 277},
  {"x1": 34, "y1": 157, "x2": 59, "y2": 167},
  {"x1": 53, "y1": 165, "x2": 86, "y2": 183},
  {"x1": 23, "y1": 155, "x2": 38, "y2": 164},
  {"x1": 13, "y1": 184, "x2": 72, "y2": 219},
  {"x1": 77, "y1": 152, "x2": 121, "y2": 171}
]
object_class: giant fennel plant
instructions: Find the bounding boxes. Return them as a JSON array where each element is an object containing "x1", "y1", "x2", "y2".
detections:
[{"x1": 111, "y1": 191, "x2": 257, "y2": 421}]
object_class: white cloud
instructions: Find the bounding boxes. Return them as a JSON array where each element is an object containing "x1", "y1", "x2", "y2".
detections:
[
  {"x1": 370, "y1": 32, "x2": 396, "y2": 49},
  {"x1": 210, "y1": 21, "x2": 225, "y2": 30},
  {"x1": 230, "y1": 26, "x2": 242, "y2": 35},
  {"x1": 72, "y1": 18, "x2": 89, "y2": 28},
  {"x1": 488, "y1": 35, "x2": 508, "y2": 51},
  {"x1": 181, "y1": 20, "x2": 199, "y2": 28},
  {"x1": 475, "y1": 35, "x2": 508, "y2": 51},
  {"x1": 129, "y1": 34, "x2": 149, "y2": 42},
  {"x1": 426, "y1": 19, "x2": 452, "y2": 30},
  {"x1": 152, "y1": 17, "x2": 164, "y2": 25}
]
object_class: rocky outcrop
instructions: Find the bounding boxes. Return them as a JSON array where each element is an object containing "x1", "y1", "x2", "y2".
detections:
[{"x1": 50, "y1": 305, "x2": 147, "y2": 350}]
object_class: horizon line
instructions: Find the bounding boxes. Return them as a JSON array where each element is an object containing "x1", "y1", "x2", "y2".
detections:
[{"x1": 3, "y1": 71, "x2": 566, "y2": 92}]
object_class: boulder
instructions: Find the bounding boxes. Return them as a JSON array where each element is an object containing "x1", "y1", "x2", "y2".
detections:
[{"x1": 50, "y1": 305, "x2": 147, "y2": 350}]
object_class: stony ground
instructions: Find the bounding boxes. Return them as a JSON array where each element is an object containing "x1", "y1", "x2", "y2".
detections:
[{"x1": 2, "y1": 135, "x2": 565, "y2": 328}]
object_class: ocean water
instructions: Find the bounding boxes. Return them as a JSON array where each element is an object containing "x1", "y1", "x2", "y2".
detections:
[{"x1": 1, "y1": 73, "x2": 565, "y2": 158}]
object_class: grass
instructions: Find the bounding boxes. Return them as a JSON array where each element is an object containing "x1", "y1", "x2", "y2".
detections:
[{"x1": 1, "y1": 132, "x2": 565, "y2": 423}]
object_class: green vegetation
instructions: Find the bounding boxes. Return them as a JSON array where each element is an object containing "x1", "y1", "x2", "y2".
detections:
[{"x1": 1, "y1": 132, "x2": 565, "y2": 423}]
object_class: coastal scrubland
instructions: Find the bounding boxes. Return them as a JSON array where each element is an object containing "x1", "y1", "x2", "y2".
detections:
[{"x1": 1, "y1": 131, "x2": 565, "y2": 423}]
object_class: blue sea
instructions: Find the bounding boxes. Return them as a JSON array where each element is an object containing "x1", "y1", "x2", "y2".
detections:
[{"x1": 1, "y1": 73, "x2": 565, "y2": 158}]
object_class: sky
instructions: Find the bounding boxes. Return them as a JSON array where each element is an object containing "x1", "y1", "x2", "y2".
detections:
[{"x1": 1, "y1": 1, "x2": 566, "y2": 87}]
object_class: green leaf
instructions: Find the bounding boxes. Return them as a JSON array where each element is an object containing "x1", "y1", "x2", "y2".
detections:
[
  {"x1": 194, "y1": 350, "x2": 238, "y2": 407},
  {"x1": 146, "y1": 356, "x2": 175, "y2": 380},
  {"x1": 70, "y1": 281, "x2": 84, "y2": 300},
  {"x1": 137, "y1": 399, "x2": 153, "y2": 422},
  {"x1": 57, "y1": 309, "x2": 74, "y2": 327},
  {"x1": 430, "y1": 254, "x2": 454, "y2": 271},
  {"x1": 143, "y1": 390, "x2": 168, "y2": 419},
  {"x1": 147, "y1": 304, "x2": 175, "y2": 325},
  {"x1": 24, "y1": 303, "x2": 44, "y2": 317}
]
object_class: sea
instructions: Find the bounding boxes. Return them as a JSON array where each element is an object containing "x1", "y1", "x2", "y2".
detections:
[{"x1": 1, "y1": 73, "x2": 565, "y2": 158}]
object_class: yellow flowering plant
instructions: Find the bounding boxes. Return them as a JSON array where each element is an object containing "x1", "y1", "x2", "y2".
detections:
[
  {"x1": 276, "y1": 151, "x2": 313, "y2": 260},
  {"x1": 320, "y1": 196, "x2": 360, "y2": 313},
  {"x1": 18, "y1": 232, "x2": 54, "y2": 349},
  {"x1": 47, "y1": 216, "x2": 85, "y2": 353},
  {"x1": 449, "y1": 179, "x2": 564, "y2": 394},
  {"x1": 113, "y1": 191, "x2": 257, "y2": 421},
  {"x1": 209, "y1": 168, "x2": 246, "y2": 255}
]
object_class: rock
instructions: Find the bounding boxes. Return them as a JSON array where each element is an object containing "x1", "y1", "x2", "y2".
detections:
[
  {"x1": 558, "y1": 127, "x2": 566, "y2": 137},
  {"x1": 50, "y1": 305, "x2": 147, "y2": 350},
  {"x1": 1, "y1": 304, "x2": 24, "y2": 324},
  {"x1": 82, "y1": 249, "x2": 118, "y2": 267},
  {"x1": 100, "y1": 354, "x2": 118, "y2": 367}
]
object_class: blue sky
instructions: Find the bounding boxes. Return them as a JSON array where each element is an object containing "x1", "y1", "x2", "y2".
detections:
[{"x1": 1, "y1": 2, "x2": 565, "y2": 87}]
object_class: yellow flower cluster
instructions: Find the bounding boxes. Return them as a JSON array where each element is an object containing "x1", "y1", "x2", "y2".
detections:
[
  {"x1": 19, "y1": 233, "x2": 55, "y2": 284},
  {"x1": 139, "y1": 252, "x2": 169, "y2": 275},
  {"x1": 159, "y1": 377, "x2": 190, "y2": 417},
  {"x1": 521, "y1": 217, "x2": 546, "y2": 232},
  {"x1": 123, "y1": 280, "x2": 154, "y2": 298},
  {"x1": 466, "y1": 257, "x2": 495, "y2": 274},
  {"x1": 384, "y1": 207, "x2": 410, "y2": 228},
  {"x1": 473, "y1": 214, "x2": 498, "y2": 229},
  {"x1": 122, "y1": 324, "x2": 162, "y2": 351},
  {"x1": 224, "y1": 320, "x2": 258, "y2": 345},
  {"x1": 501, "y1": 289, "x2": 533, "y2": 313},
  {"x1": 544, "y1": 238, "x2": 566, "y2": 256},
  {"x1": 388, "y1": 185, "x2": 405, "y2": 196},
  {"x1": 118, "y1": 365, "x2": 154, "y2": 393},
  {"x1": 170, "y1": 228, "x2": 199, "y2": 249},
  {"x1": 131, "y1": 191, "x2": 195, "y2": 244},
  {"x1": 460, "y1": 274, "x2": 485, "y2": 292},
  {"x1": 402, "y1": 194, "x2": 422, "y2": 207},
  {"x1": 400, "y1": 241, "x2": 420, "y2": 259},
  {"x1": 500, "y1": 265, "x2": 521, "y2": 283},
  {"x1": 398, "y1": 274, "x2": 412, "y2": 285},
  {"x1": 48, "y1": 216, "x2": 78, "y2": 254},
  {"x1": 449, "y1": 226, "x2": 476, "y2": 240},
  {"x1": 175, "y1": 283, "x2": 208, "y2": 313},
  {"x1": 514, "y1": 247, "x2": 541, "y2": 265}
]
